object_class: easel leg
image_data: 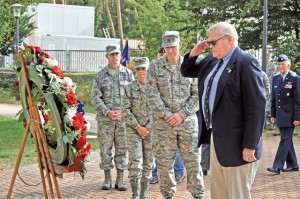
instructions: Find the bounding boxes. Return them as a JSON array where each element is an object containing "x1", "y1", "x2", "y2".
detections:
[{"x1": 7, "y1": 120, "x2": 32, "y2": 198}]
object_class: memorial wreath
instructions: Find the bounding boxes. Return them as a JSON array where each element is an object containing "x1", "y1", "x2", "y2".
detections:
[{"x1": 17, "y1": 44, "x2": 91, "y2": 179}]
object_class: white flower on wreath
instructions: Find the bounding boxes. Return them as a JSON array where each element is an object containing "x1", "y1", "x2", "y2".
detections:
[
  {"x1": 63, "y1": 77, "x2": 77, "y2": 92},
  {"x1": 65, "y1": 106, "x2": 78, "y2": 124}
]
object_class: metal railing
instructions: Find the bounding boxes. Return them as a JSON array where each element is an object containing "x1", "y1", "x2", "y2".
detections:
[
  {"x1": 1, "y1": 50, "x2": 108, "y2": 72},
  {"x1": 45, "y1": 50, "x2": 107, "y2": 72},
  {"x1": 0, "y1": 54, "x2": 14, "y2": 70}
]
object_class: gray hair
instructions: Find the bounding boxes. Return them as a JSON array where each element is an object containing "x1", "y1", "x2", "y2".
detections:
[{"x1": 208, "y1": 22, "x2": 239, "y2": 44}]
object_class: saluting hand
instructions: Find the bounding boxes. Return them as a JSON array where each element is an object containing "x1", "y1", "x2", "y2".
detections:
[{"x1": 189, "y1": 40, "x2": 208, "y2": 58}]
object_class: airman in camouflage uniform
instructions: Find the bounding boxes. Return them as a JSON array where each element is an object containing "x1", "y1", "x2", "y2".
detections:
[
  {"x1": 146, "y1": 31, "x2": 204, "y2": 199},
  {"x1": 91, "y1": 44, "x2": 135, "y2": 191},
  {"x1": 262, "y1": 71, "x2": 271, "y2": 101},
  {"x1": 266, "y1": 54, "x2": 278, "y2": 119},
  {"x1": 122, "y1": 57, "x2": 154, "y2": 199}
]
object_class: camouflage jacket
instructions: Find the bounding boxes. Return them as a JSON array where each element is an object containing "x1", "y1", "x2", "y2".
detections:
[
  {"x1": 122, "y1": 80, "x2": 152, "y2": 130},
  {"x1": 91, "y1": 65, "x2": 135, "y2": 118},
  {"x1": 262, "y1": 71, "x2": 271, "y2": 101},
  {"x1": 266, "y1": 62, "x2": 277, "y2": 85},
  {"x1": 146, "y1": 55, "x2": 199, "y2": 121}
]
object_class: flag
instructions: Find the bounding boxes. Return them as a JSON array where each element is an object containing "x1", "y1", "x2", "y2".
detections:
[{"x1": 121, "y1": 40, "x2": 130, "y2": 67}]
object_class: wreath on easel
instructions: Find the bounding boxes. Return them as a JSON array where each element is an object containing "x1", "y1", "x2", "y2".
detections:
[{"x1": 16, "y1": 44, "x2": 91, "y2": 179}]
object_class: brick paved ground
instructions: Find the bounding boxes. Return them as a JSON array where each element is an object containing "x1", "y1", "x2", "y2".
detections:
[
  {"x1": 1, "y1": 104, "x2": 300, "y2": 199},
  {"x1": 1, "y1": 134, "x2": 299, "y2": 199}
]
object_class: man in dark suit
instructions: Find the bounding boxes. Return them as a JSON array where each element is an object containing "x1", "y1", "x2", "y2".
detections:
[
  {"x1": 267, "y1": 54, "x2": 300, "y2": 174},
  {"x1": 181, "y1": 22, "x2": 265, "y2": 199}
]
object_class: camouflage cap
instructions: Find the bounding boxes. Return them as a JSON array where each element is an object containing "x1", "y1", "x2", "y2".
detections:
[
  {"x1": 162, "y1": 31, "x2": 180, "y2": 47},
  {"x1": 133, "y1": 57, "x2": 149, "y2": 69},
  {"x1": 106, "y1": 44, "x2": 121, "y2": 54}
]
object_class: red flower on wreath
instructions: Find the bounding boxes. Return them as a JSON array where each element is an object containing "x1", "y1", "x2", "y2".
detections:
[
  {"x1": 66, "y1": 90, "x2": 78, "y2": 106},
  {"x1": 51, "y1": 65, "x2": 64, "y2": 78},
  {"x1": 76, "y1": 136, "x2": 86, "y2": 149},
  {"x1": 72, "y1": 114, "x2": 84, "y2": 130},
  {"x1": 27, "y1": 45, "x2": 51, "y2": 59},
  {"x1": 68, "y1": 143, "x2": 91, "y2": 172},
  {"x1": 37, "y1": 57, "x2": 45, "y2": 64},
  {"x1": 67, "y1": 161, "x2": 81, "y2": 172},
  {"x1": 43, "y1": 114, "x2": 51, "y2": 122}
]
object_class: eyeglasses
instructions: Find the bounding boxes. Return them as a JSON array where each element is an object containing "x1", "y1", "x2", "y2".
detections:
[{"x1": 207, "y1": 35, "x2": 228, "y2": 46}]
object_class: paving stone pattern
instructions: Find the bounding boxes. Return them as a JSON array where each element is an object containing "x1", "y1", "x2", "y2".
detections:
[{"x1": 1, "y1": 104, "x2": 300, "y2": 199}]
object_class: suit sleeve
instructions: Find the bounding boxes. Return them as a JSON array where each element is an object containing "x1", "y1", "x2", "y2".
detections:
[
  {"x1": 241, "y1": 58, "x2": 266, "y2": 149},
  {"x1": 181, "y1": 53, "x2": 201, "y2": 78},
  {"x1": 293, "y1": 75, "x2": 300, "y2": 121}
]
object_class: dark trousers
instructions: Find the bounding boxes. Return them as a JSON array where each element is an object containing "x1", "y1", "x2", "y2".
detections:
[{"x1": 273, "y1": 126, "x2": 298, "y2": 169}]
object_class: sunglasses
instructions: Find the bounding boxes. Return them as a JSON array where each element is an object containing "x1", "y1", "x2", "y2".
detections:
[{"x1": 207, "y1": 35, "x2": 228, "y2": 46}]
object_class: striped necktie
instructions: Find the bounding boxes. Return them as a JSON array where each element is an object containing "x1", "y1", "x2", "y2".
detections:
[{"x1": 204, "y1": 59, "x2": 223, "y2": 130}]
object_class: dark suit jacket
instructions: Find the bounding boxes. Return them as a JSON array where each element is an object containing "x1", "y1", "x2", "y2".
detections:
[
  {"x1": 271, "y1": 71, "x2": 300, "y2": 127},
  {"x1": 181, "y1": 47, "x2": 266, "y2": 167}
]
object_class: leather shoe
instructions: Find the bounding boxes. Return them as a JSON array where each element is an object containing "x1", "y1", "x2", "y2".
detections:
[
  {"x1": 202, "y1": 170, "x2": 208, "y2": 176},
  {"x1": 282, "y1": 166, "x2": 299, "y2": 172},
  {"x1": 267, "y1": 167, "x2": 280, "y2": 174}
]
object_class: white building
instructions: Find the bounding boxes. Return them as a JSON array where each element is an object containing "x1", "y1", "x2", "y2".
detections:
[{"x1": 26, "y1": 3, "x2": 120, "y2": 51}]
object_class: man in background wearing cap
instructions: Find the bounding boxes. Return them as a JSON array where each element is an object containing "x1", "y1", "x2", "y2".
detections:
[
  {"x1": 267, "y1": 54, "x2": 300, "y2": 174},
  {"x1": 147, "y1": 31, "x2": 204, "y2": 199},
  {"x1": 91, "y1": 44, "x2": 135, "y2": 191},
  {"x1": 122, "y1": 57, "x2": 154, "y2": 199}
]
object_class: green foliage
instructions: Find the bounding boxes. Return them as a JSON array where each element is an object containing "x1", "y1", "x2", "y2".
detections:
[
  {"x1": 0, "y1": 72, "x2": 20, "y2": 103},
  {"x1": 66, "y1": 73, "x2": 95, "y2": 107},
  {"x1": 0, "y1": 0, "x2": 47, "y2": 55},
  {"x1": 120, "y1": 0, "x2": 300, "y2": 72},
  {"x1": 124, "y1": 0, "x2": 196, "y2": 59},
  {"x1": 187, "y1": 0, "x2": 300, "y2": 72}
]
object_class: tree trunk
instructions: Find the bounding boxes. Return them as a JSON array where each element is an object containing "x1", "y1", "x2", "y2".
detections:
[
  {"x1": 103, "y1": 0, "x2": 116, "y2": 38},
  {"x1": 116, "y1": 0, "x2": 124, "y2": 49}
]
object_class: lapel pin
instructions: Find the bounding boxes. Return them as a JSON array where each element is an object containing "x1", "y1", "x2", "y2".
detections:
[{"x1": 226, "y1": 68, "x2": 231, "y2": 73}]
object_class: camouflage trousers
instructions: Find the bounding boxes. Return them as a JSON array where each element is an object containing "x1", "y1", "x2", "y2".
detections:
[
  {"x1": 153, "y1": 124, "x2": 205, "y2": 198},
  {"x1": 97, "y1": 119, "x2": 128, "y2": 170},
  {"x1": 127, "y1": 126, "x2": 154, "y2": 183},
  {"x1": 266, "y1": 99, "x2": 271, "y2": 119}
]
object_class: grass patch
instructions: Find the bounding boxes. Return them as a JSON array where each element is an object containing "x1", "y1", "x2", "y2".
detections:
[
  {"x1": 84, "y1": 105, "x2": 97, "y2": 114},
  {"x1": 0, "y1": 116, "x2": 99, "y2": 169},
  {"x1": 264, "y1": 123, "x2": 300, "y2": 136},
  {"x1": 0, "y1": 116, "x2": 37, "y2": 169}
]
